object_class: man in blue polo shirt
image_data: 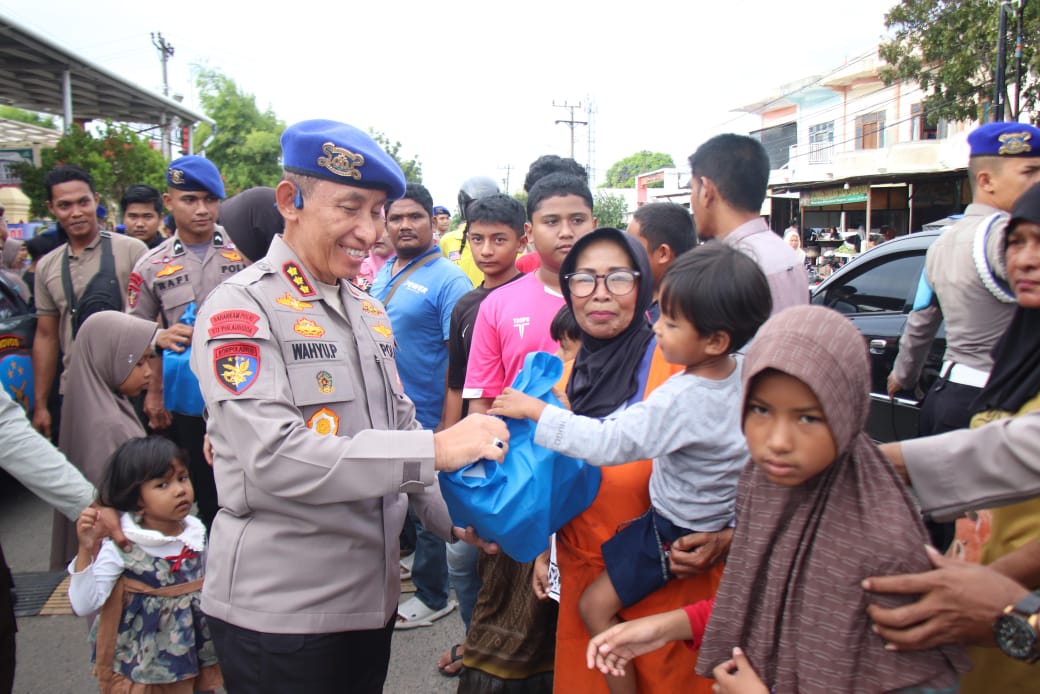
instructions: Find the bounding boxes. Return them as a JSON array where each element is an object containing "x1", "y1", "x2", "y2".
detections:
[{"x1": 371, "y1": 182, "x2": 472, "y2": 630}]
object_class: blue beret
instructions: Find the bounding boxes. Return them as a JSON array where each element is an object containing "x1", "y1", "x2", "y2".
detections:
[
  {"x1": 167, "y1": 156, "x2": 226, "y2": 199},
  {"x1": 281, "y1": 119, "x2": 406, "y2": 200},
  {"x1": 432, "y1": 205, "x2": 450, "y2": 216},
  {"x1": 968, "y1": 122, "x2": 1040, "y2": 158}
]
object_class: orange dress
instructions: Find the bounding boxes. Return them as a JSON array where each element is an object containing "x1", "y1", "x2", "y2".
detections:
[{"x1": 554, "y1": 345, "x2": 722, "y2": 693}]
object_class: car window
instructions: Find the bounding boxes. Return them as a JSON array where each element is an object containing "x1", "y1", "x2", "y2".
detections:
[{"x1": 812, "y1": 253, "x2": 925, "y2": 314}]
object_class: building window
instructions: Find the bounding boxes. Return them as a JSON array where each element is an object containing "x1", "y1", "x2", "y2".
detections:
[
  {"x1": 911, "y1": 103, "x2": 938, "y2": 141},
  {"x1": 808, "y1": 121, "x2": 834, "y2": 163},
  {"x1": 855, "y1": 111, "x2": 886, "y2": 150}
]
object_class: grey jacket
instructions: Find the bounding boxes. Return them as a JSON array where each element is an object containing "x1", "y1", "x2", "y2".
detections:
[
  {"x1": 192, "y1": 236, "x2": 453, "y2": 634},
  {"x1": 905, "y1": 408, "x2": 1040, "y2": 521}
]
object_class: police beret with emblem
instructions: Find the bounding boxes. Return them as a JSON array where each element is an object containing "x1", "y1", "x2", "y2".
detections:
[
  {"x1": 968, "y1": 122, "x2": 1040, "y2": 158},
  {"x1": 432, "y1": 205, "x2": 450, "y2": 216},
  {"x1": 167, "y1": 155, "x2": 226, "y2": 199},
  {"x1": 280, "y1": 119, "x2": 406, "y2": 200}
]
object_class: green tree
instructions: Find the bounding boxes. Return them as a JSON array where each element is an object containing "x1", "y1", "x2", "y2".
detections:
[
  {"x1": 194, "y1": 68, "x2": 285, "y2": 195},
  {"x1": 15, "y1": 123, "x2": 166, "y2": 219},
  {"x1": 0, "y1": 106, "x2": 57, "y2": 129},
  {"x1": 369, "y1": 130, "x2": 423, "y2": 183},
  {"x1": 879, "y1": 0, "x2": 1040, "y2": 123},
  {"x1": 593, "y1": 191, "x2": 628, "y2": 228},
  {"x1": 602, "y1": 151, "x2": 675, "y2": 188}
]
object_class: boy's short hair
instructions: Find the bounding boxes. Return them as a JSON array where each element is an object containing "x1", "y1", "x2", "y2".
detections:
[
  {"x1": 121, "y1": 184, "x2": 162, "y2": 215},
  {"x1": 526, "y1": 173, "x2": 593, "y2": 219},
  {"x1": 549, "y1": 304, "x2": 581, "y2": 344},
  {"x1": 385, "y1": 182, "x2": 433, "y2": 218},
  {"x1": 632, "y1": 203, "x2": 696, "y2": 256},
  {"x1": 659, "y1": 243, "x2": 772, "y2": 352},
  {"x1": 465, "y1": 194, "x2": 526, "y2": 237},
  {"x1": 44, "y1": 164, "x2": 96, "y2": 201},
  {"x1": 687, "y1": 134, "x2": 770, "y2": 214},
  {"x1": 523, "y1": 155, "x2": 588, "y2": 193}
]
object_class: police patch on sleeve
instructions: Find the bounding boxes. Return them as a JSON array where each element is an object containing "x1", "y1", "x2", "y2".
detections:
[
  {"x1": 213, "y1": 342, "x2": 260, "y2": 395},
  {"x1": 127, "y1": 272, "x2": 144, "y2": 309},
  {"x1": 208, "y1": 310, "x2": 261, "y2": 338}
]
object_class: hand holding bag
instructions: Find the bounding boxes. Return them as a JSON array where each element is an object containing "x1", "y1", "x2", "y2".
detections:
[
  {"x1": 439, "y1": 351, "x2": 601, "y2": 562},
  {"x1": 162, "y1": 302, "x2": 205, "y2": 416}
]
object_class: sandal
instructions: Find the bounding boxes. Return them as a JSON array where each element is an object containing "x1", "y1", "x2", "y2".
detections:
[
  {"x1": 438, "y1": 644, "x2": 465, "y2": 678},
  {"x1": 395, "y1": 596, "x2": 457, "y2": 630},
  {"x1": 400, "y1": 554, "x2": 414, "y2": 581}
]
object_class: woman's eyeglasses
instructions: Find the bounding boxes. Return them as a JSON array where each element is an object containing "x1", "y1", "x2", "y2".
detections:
[{"x1": 565, "y1": 270, "x2": 640, "y2": 298}]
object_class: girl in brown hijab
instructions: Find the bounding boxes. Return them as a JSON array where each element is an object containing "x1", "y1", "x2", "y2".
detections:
[
  {"x1": 590, "y1": 306, "x2": 968, "y2": 692},
  {"x1": 49, "y1": 310, "x2": 156, "y2": 570}
]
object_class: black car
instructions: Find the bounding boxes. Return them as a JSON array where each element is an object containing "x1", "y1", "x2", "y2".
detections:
[
  {"x1": 0, "y1": 270, "x2": 35, "y2": 415},
  {"x1": 810, "y1": 231, "x2": 945, "y2": 442}
]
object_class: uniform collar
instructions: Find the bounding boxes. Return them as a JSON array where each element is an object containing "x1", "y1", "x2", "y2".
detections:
[{"x1": 171, "y1": 227, "x2": 227, "y2": 256}]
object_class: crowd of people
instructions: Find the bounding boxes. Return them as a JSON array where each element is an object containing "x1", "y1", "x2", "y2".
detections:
[{"x1": 0, "y1": 117, "x2": 1039, "y2": 694}]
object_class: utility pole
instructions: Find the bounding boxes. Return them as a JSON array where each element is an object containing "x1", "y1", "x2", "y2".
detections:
[
  {"x1": 1013, "y1": 0, "x2": 1028, "y2": 120},
  {"x1": 994, "y1": 1, "x2": 1010, "y2": 121},
  {"x1": 151, "y1": 32, "x2": 175, "y2": 158},
  {"x1": 553, "y1": 101, "x2": 587, "y2": 159},
  {"x1": 498, "y1": 163, "x2": 512, "y2": 193}
]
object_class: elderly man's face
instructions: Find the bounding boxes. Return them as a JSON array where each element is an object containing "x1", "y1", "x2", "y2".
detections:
[{"x1": 286, "y1": 180, "x2": 386, "y2": 284}]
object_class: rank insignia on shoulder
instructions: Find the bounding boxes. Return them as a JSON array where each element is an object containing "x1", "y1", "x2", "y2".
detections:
[
  {"x1": 208, "y1": 310, "x2": 261, "y2": 339},
  {"x1": 275, "y1": 293, "x2": 313, "y2": 311},
  {"x1": 293, "y1": 318, "x2": 326, "y2": 338},
  {"x1": 156, "y1": 263, "x2": 184, "y2": 278},
  {"x1": 221, "y1": 250, "x2": 244, "y2": 263},
  {"x1": 306, "y1": 407, "x2": 340, "y2": 436},
  {"x1": 316, "y1": 370, "x2": 334, "y2": 394},
  {"x1": 370, "y1": 321, "x2": 393, "y2": 339},
  {"x1": 282, "y1": 262, "x2": 317, "y2": 297},
  {"x1": 360, "y1": 300, "x2": 383, "y2": 316},
  {"x1": 214, "y1": 343, "x2": 260, "y2": 395}
]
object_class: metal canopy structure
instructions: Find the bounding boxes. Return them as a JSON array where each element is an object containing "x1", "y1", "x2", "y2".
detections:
[{"x1": 0, "y1": 13, "x2": 213, "y2": 146}]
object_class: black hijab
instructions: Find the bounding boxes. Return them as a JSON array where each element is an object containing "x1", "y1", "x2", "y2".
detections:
[
  {"x1": 973, "y1": 181, "x2": 1040, "y2": 415},
  {"x1": 562, "y1": 227, "x2": 656, "y2": 418}
]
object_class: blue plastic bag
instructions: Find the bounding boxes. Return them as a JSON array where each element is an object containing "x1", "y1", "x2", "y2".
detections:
[
  {"x1": 162, "y1": 302, "x2": 204, "y2": 416},
  {"x1": 439, "y1": 351, "x2": 601, "y2": 562}
]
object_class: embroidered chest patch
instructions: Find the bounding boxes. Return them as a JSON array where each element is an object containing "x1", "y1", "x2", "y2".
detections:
[{"x1": 306, "y1": 407, "x2": 340, "y2": 436}]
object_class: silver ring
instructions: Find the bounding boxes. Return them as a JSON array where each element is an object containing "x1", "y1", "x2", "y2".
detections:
[{"x1": 492, "y1": 437, "x2": 505, "y2": 449}]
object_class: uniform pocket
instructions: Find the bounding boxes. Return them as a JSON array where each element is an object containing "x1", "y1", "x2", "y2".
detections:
[{"x1": 286, "y1": 362, "x2": 354, "y2": 406}]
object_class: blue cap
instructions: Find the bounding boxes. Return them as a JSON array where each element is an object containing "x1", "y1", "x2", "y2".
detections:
[
  {"x1": 280, "y1": 119, "x2": 406, "y2": 199},
  {"x1": 968, "y1": 122, "x2": 1040, "y2": 158},
  {"x1": 167, "y1": 155, "x2": 226, "y2": 199},
  {"x1": 432, "y1": 205, "x2": 450, "y2": 216}
]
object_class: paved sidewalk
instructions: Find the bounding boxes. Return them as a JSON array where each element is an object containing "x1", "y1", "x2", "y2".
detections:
[{"x1": 3, "y1": 482, "x2": 464, "y2": 693}]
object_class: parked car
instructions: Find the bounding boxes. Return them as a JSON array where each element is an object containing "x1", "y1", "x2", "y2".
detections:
[
  {"x1": 810, "y1": 231, "x2": 945, "y2": 442},
  {"x1": 0, "y1": 270, "x2": 35, "y2": 415}
]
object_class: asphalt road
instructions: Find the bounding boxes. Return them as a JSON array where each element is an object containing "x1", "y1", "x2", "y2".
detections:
[{"x1": 2, "y1": 481, "x2": 465, "y2": 693}]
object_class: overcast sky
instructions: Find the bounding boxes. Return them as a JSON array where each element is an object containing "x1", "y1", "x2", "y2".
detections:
[{"x1": 3, "y1": 0, "x2": 898, "y2": 208}]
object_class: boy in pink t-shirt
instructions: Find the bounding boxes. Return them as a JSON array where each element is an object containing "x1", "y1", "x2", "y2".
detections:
[{"x1": 464, "y1": 173, "x2": 597, "y2": 412}]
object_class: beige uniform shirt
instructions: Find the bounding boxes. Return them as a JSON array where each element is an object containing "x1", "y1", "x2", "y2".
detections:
[
  {"x1": 892, "y1": 204, "x2": 1017, "y2": 386},
  {"x1": 191, "y1": 235, "x2": 452, "y2": 634},
  {"x1": 127, "y1": 226, "x2": 246, "y2": 326},
  {"x1": 34, "y1": 231, "x2": 148, "y2": 389}
]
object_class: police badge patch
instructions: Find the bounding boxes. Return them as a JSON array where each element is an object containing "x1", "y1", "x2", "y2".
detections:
[{"x1": 213, "y1": 342, "x2": 260, "y2": 395}]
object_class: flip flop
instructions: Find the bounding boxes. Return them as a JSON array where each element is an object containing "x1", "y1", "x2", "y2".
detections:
[
  {"x1": 438, "y1": 644, "x2": 465, "y2": 678},
  {"x1": 395, "y1": 596, "x2": 457, "y2": 630}
]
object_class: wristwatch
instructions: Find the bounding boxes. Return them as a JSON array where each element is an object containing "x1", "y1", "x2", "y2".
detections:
[{"x1": 994, "y1": 591, "x2": 1040, "y2": 662}]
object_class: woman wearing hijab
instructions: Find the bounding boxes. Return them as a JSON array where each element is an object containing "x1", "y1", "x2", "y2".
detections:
[
  {"x1": 49, "y1": 311, "x2": 157, "y2": 570},
  {"x1": 552, "y1": 228, "x2": 721, "y2": 693},
  {"x1": 947, "y1": 181, "x2": 1040, "y2": 694},
  {"x1": 1, "y1": 238, "x2": 30, "y2": 301}
]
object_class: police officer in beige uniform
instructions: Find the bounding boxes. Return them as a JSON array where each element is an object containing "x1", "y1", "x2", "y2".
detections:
[
  {"x1": 888, "y1": 122, "x2": 1040, "y2": 430},
  {"x1": 190, "y1": 119, "x2": 508, "y2": 694},
  {"x1": 32, "y1": 165, "x2": 149, "y2": 441},
  {"x1": 128, "y1": 156, "x2": 244, "y2": 530}
]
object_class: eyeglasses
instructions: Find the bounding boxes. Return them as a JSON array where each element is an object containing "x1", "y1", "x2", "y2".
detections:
[{"x1": 565, "y1": 269, "x2": 640, "y2": 298}]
